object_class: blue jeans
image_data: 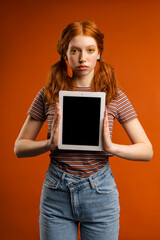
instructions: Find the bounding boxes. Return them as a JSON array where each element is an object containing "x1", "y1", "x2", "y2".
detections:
[{"x1": 39, "y1": 161, "x2": 120, "y2": 240}]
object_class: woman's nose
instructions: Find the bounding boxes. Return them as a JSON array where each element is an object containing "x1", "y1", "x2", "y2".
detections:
[{"x1": 79, "y1": 51, "x2": 86, "y2": 63}]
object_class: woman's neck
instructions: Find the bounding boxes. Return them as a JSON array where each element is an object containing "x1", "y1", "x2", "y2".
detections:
[{"x1": 72, "y1": 71, "x2": 94, "y2": 88}]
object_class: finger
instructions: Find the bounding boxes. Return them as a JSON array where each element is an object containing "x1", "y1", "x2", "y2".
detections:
[
  {"x1": 104, "y1": 109, "x2": 107, "y2": 125},
  {"x1": 56, "y1": 102, "x2": 61, "y2": 118},
  {"x1": 51, "y1": 103, "x2": 60, "y2": 127},
  {"x1": 103, "y1": 114, "x2": 107, "y2": 137},
  {"x1": 103, "y1": 109, "x2": 110, "y2": 134},
  {"x1": 53, "y1": 102, "x2": 59, "y2": 119},
  {"x1": 52, "y1": 106, "x2": 61, "y2": 134},
  {"x1": 53, "y1": 115, "x2": 60, "y2": 147},
  {"x1": 56, "y1": 102, "x2": 60, "y2": 112},
  {"x1": 53, "y1": 113, "x2": 60, "y2": 132},
  {"x1": 104, "y1": 108, "x2": 107, "y2": 117}
]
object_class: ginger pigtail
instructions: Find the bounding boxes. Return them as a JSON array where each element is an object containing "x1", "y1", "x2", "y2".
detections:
[
  {"x1": 44, "y1": 59, "x2": 71, "y2": 103},
  {"x1": 93, "y1": 60, "x2": 119, "y2": 105}
]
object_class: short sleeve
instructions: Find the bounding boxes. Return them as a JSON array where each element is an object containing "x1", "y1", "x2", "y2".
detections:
[
  {"x1": 116, "y1": 89, "x2": 138, "y2": 123},
  {"x1": 27, "y1": 87, "x2": 46, "y2": 121}
]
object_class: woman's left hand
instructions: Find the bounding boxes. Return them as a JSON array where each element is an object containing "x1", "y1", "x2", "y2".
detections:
[
  {"x1": 103, "y1": 109, "x2": 113, "y2": 152},
  {"x1": 103, "y1": 110, "x2": 153, "y2": 161}
]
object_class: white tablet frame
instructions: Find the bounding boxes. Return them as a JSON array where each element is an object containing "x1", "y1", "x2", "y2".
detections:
[{"x1": 58, "y1": 91, "x2": 106, "y2": 151}]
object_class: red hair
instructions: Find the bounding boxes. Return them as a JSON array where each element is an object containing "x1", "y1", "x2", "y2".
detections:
[{"x1": 44, "y1": 21, "x2": 118, "y2": 105}]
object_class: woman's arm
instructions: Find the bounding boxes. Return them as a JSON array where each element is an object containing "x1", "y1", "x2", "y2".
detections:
[
  {"x1": 103, "y1": 110, "x2": 153, "y2": 161},
  {"x1": 14, "y1": 103, "x2": 60, "y2": 158}
]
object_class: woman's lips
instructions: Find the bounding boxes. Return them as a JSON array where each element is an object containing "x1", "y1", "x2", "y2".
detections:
[{"x1": 77, "y1": 66, "x2": 89, "y2": 70}]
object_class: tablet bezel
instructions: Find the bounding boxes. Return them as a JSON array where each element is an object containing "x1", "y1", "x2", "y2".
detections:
[{"x1": 58, "y1": 90, "x2": 106, "y2": 151}]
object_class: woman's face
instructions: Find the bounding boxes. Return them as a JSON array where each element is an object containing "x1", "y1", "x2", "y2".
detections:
[{"x1": 66, "y1": 35, "x2": 100, "y2": 77}]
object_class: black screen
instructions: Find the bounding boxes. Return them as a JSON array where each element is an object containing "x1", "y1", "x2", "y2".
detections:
[{"x1": 62, "y1": 96, "x2": 101, "y2": 146}]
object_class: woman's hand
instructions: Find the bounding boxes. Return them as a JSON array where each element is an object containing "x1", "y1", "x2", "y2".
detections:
[
  {"x1": 103, "y1": 109, "x2": 113, "y2": 152},
  {"x1": 14, "y1": 102, "x2": 61, "y2": 158},
  {"x1": 103, "y1": 109, "x2": 153, "y2": 161},
  {"x1": 48, "y1": 102, "x2": 61, "y2": 150}
]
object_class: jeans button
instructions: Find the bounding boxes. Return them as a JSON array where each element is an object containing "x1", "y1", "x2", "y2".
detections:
[{"x1": 69, "y1": 183, "x2": 74, "y2": 188}]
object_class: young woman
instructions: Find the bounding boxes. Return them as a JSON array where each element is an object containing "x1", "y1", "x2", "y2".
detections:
[{"x1": 14, "y1": 21, "x2": 153, "y2": 240}]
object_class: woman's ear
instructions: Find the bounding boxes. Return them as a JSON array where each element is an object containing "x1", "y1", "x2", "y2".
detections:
[{"x1": 97, "y1": 52, "x2": 100, "y2": 60}]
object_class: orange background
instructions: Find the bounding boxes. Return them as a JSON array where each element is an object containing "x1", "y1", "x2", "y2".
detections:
[{"x1": 1, "y1": 0, "x2": 160, "y2": 239}]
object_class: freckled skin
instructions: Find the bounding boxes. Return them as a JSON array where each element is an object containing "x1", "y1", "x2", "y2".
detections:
[{"x1": 66, "y1": 35, "x2": 100, "y2": 86}]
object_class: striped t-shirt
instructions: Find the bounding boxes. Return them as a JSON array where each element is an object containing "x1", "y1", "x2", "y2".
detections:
[{"x1": 27, "y1": 86, "x2": 138, "y2": 178}]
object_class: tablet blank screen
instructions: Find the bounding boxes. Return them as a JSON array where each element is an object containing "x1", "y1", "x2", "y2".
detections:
[{"x1": 62, "y1": 96, "x2": 101, "y2": 146}]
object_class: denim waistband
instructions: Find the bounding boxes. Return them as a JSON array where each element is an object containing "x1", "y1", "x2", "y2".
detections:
[{"x1": 47, "y1": 161, "x2": 111, "y2": 187}]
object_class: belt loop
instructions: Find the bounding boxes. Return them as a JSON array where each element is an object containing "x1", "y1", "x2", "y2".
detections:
[
  {"x1": 88, "y1": 176, "x2": 96, "y2": 189},
  {"x1": 60, "y1": 172, "x2": 66, "y2": 183}
]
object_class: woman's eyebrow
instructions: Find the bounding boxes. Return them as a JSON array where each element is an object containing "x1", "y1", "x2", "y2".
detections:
[{"x1": 70, "y1": 45, "x2": 97, "y2": 49}]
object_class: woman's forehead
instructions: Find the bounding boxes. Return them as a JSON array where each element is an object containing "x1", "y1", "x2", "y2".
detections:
[{"x1": 68, "y1": 35, "x2": 97, "y2": 48}]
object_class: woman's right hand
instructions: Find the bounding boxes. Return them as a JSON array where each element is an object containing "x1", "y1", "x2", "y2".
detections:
[{"x1": 48, "y1": 102, "x2": 61, "y2": 150}]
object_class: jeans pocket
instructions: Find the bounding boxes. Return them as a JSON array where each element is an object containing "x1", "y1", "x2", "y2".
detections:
[
  {"x1": 43, "y1": 172, "x2": 59, "y2": 189},
  {"x1": 95, "y1": 172, "x2": 117, "y2": 194}
]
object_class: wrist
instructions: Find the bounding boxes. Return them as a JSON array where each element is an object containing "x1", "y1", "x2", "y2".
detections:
[
  {"x1": 46, "y1": 139, "x2": 52, "y2": 151},
  {"x1": 47, "y1": 138, "x2": 57, "y2": 151},
  {"x1": 104, "y1": 143, "x2": 116, "y2": 154}
]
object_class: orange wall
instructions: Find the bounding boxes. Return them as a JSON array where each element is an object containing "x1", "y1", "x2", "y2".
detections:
[{"x1": 1, "y1": 0, "x2": 160, "y2": 239}]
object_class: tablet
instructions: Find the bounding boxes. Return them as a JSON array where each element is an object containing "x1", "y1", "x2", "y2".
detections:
[{"x1": 58, "y1": 91, "x2": 106, "y2": 151}]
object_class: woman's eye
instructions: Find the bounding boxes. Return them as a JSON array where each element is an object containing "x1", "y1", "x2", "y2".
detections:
[
  {"x1": 71, "y1": 49, "x2": 78, "y2": 53},
  {"x1": 88, "y1": 49, "x2": 95, "y2": 53}
]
